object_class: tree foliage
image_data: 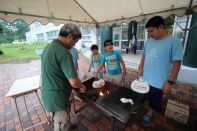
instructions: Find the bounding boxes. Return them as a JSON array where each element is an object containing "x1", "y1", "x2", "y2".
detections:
[
  {"x1": 0, "y1": 20, "x2": 29, "y2": 44},
  {"x1": 164, "y1": 15, "x2": 175, "y2": 34}
]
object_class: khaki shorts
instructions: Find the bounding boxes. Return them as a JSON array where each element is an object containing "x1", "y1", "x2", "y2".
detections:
[
  {"x1": 47, "y1": 110, "x2": 71, "y2": 131},
  {"x1": 106, "y1": 73, "x2": 123, "y2": 86}
]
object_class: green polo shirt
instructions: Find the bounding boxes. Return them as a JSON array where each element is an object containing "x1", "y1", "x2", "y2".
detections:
[{"x1": 41, "y1": 39, "x2": 77, "y2": 112}]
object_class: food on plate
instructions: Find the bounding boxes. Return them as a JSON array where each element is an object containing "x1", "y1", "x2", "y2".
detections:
[{"x1": 92, "y1": 79, "x2": 105, "y2": 88}]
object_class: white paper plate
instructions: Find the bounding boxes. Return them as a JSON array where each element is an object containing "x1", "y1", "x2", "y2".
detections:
[{"x1": 131, "y1": 79, "x2": 150, "y2": 94}]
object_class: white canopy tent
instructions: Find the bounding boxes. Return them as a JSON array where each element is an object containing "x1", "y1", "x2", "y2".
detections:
[
  {"x1": 1, "y1": 0, "x2": 197, "y2": 85},
  {"x1": 0, "y1": 0, "x2": 197, "y2": 26}
]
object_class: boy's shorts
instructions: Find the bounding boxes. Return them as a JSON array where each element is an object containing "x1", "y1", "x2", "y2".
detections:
[
  {"x1": 140, "y1": 85, "x2": 163, "y2": 112},
  {"x1": 106, "y1": 73, "x2": 122, "y2": 86}
]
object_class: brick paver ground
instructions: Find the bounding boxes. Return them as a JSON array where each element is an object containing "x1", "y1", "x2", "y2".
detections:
[{"x1": 0, "y1": 54, "x2": 197, "y2": 131}]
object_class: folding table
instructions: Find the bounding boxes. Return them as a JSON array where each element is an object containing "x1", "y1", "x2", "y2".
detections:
[{"x1": 6, "y1": 75, "x2": 49, "y2": 130}]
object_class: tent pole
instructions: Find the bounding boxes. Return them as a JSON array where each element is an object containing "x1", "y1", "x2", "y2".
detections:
[
  {"x1": 170, "y1": 16, "x2": 184, "y2": 31},
  {"x1": 182, "y1": 0, "x2": 193, "y2": 55}
]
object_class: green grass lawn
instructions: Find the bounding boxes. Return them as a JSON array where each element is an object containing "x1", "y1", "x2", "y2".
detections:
[{"x1": 0, "y1": 42, "x2": 47, "y2": 63}]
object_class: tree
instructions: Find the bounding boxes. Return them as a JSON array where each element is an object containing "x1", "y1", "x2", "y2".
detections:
[
  {"x1": 0, "y1": 25, "x2": 3, "y2": 33},
  {"x1": 164, "y1": 15, "x2": 175, "y2": 34},
  {"x1": 0, "y1": 19, "x2": 29, "y2": 44},
  {"x1": 13, "y1": 20, "x2": 30, "y2": 40}
]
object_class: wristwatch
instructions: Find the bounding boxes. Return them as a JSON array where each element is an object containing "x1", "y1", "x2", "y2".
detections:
[{"x1": 167, "y1": 80, "x2": 175, "y2": 85}]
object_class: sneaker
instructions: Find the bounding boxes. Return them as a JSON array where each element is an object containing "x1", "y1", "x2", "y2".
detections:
[{"x1": 141, "y1": 114, "x2": 154, "y2": 127}]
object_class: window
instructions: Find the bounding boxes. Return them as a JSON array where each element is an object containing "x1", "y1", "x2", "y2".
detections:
[
  {"x1": 46, "y1": 30, "x2": 59, "y2": 41},
  {"x1": 112, "y1": 24, "x2": 129, "y2": 49},
  {"x1": 36, "y1": 33, "x2": 44, "y2": 41},
  {"x1": 122, "y1": 26, "x2": 128, "y2": 40},
  {"x1": 81, "y1": 27, "x2": 91, "y2": 35},
  {"x1": 82, "y1": 36, "x2": 91, "y2": 40},
  {"x1": 113, "y1": 27, "x2": 121, "y2": 48},
  {"x1": 173, "y1": 15, "x2": 191, "y2": 41},
  {"x1": 137, "y1": 21, "x2": 145, "y2": 40},
  {"x1": 136, "y1": 20, "x2": 146, "y2": 50},
  {"x1": 121, "y1": 41, "x2": 128, "y2": 49},
  {"x1": 112, "y1": 22, "x2": 146, "y2": 50}
]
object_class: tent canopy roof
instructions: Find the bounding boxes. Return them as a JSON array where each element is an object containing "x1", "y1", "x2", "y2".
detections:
[{"x1": 0, "y1": 0, "x2": 197, "y2": 26}]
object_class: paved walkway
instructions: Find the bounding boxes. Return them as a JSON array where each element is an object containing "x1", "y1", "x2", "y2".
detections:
[{"x1": 0, "y1": 54, "x2": 197, "y2": 131}]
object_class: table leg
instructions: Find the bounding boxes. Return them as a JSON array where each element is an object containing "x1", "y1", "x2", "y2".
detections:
[
  {"x1": 13, "y1": 97, "x2": 24, "y2": 130},
  {"x1": 71, "y1": 92, "x2": 87, "y2": 114},
  {"x1": 121, "y1": 75, "x2": 125, "y2": 87},
  {"x1": 35, "y1": 91, "x2": 50, "y2": 124},
  {"x1": 71, "y1": 93, "x2": 77, "y2": 114},
  {"x1": 23, "y1": 95, "x2": 31, "y2": 118},
  {"x1": 110, "y1": 117, "x2": 115, "y2": 131}
]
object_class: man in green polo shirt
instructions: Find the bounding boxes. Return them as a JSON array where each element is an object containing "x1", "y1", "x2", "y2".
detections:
[{"x1": 41, "y1": 23, "x2": 86, "y2": 131}]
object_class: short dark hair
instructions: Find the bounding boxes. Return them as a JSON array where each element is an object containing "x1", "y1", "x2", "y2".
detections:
[
  {"x1": 59, "y1": 23, "x2": 82, "y2": 40},
  {"x1": 104, "y1": 39, "x2": 113, "y2": 47},
  {"x1": 90, "y1": 44, "x2": 98, "y2": 50},
  {"x1": 145, "y1": 16, "x2": 165, "y2": 29}
]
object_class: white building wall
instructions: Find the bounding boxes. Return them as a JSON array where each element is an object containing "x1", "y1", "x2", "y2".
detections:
[{"x1": 25, "y1": 22, "x2": 96, "y2": 50}]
